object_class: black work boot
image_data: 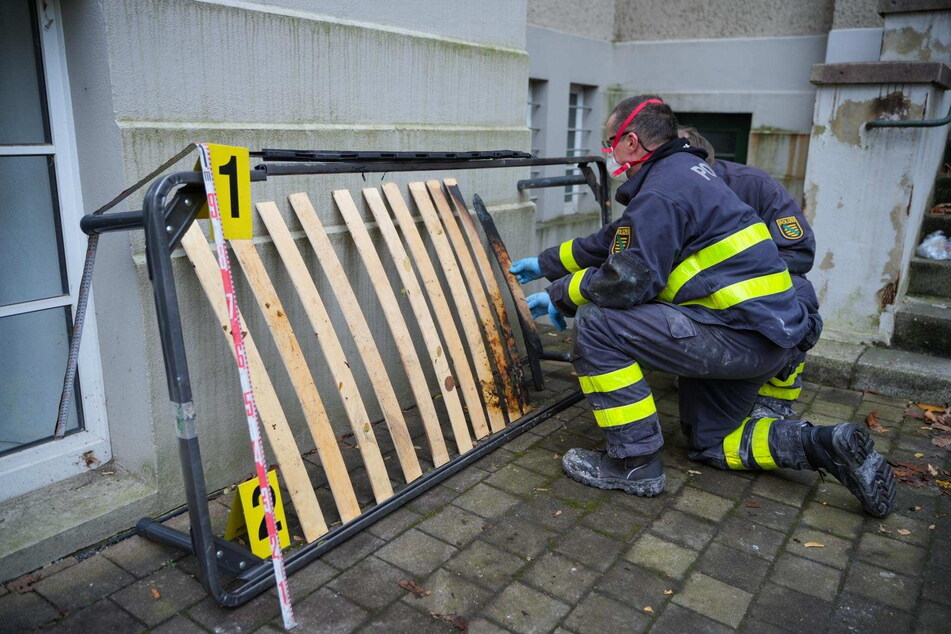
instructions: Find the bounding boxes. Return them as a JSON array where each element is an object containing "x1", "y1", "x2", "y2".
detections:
[
  {"x1": 561, "y1": 449, "x2": 665, "y2": 497},
  {"x1": 800, "y1": 423, "x2": 896, "y2": 517}
]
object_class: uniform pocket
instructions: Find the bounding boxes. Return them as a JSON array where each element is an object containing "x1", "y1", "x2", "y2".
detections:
[{"x1": 661, "y1": 305, "x2": 698, "y2": 339}]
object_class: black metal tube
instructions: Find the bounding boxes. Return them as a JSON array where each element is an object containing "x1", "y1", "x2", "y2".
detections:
[
  {"x1": 540, "y1": 350, "x2": 572, "y2": 362},
  {"x1": 866, "y1": 104, "x2": 951, "y2": 129},
  {"x1": 258, "y1": 155, "x2": 604, "y2": 177},
  {"x1": 80, "y1": 210, "x2": 144, "y2": 235},
  {"x1": 597, "y1": 161, "x2": 612, "y2": 225},
  {"x1": 517, "y1": 175, "x2": 588, "y2": 190}
]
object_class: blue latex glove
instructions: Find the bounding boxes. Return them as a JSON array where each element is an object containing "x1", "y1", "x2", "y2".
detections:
[
  {"x1": 526, "y1": 292, "x2": 567, "y2": 331},
  {"x1": 509, "y1": 257, "x2": 542, "y2": 284}
]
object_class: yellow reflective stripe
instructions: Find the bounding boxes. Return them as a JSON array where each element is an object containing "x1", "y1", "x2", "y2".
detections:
[
  {"x1": 722, "y1": 418, "x2": 749, "y2": 470},
  {"x1": 592, "y1": 394, "x2": 657, "y2": 428},
  {"x1": 681, "y1": 270, "x2": 793, "y2": 311},
  {"x1": 568, "y1": 268, "x2": 590, "y2": 307},
  {"x1": 758, "y1": 383, "x2": 802, "y2": 401},
  {"x1": 769, "y1": 362, "x2": 805, "y2": 388},
  {"x1": 559, "y1": 239, "x2": 581, "y2": 273},
  {"x1": 578, "y1": 363, "x2": 645, "y2": 395},
  {"x1": 659, "y1": 223, "x2": 772, "y2": 302},
  {"x1": 751, "y1": 418, "x2": 778, "y2": 470}
]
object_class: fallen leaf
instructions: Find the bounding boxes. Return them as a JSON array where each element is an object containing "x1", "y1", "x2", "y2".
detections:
[
  {"x1": 917, "y1": 403, "x2": 946, "y2": 413},
  {"x1": 643, "y1": 606, "x2": 654, "y2": 614},
  {"x1": 663, "y1": 589, "x2": 674, "y2": 595},
  {"x1": 865, "y1": 410, "x2": 887, "y2": 433},
  {"x1": 915, "y1": 453, "x2": 925, "y2": 458},
  {"x1": 904, "y1": 408, "x2": 927, "y2": 421},
  {"x1": 292, "y1": 535, "x2": 303, "y2": 542},
  {"x1": 430, "y1": 613, "x2": 467, "y2": 631},
  {"x1": 932, "y1": 436, "x2": 951, "y2": 449},
  {"x1": 553, "y1": 510, "x2": 563, "y2": 517},
  {"x1": 897, "y1": 529, "x2": 911, "y2": 536},
  {"x1": 929, "y1": 524, "x2": 936, "y2": 530},
  {"x1": 151, "y1": 588, "x2": 161, "y2": 600},
  {"x1": 879, "y1": 524, "x2": 890, "y2": 534},
  {"x1": 746, "y1": 500, "x2": 762, "y2": 509},
  {"x1": 928, "y1": 464, "x2": 940, "y2": 476},
  {"x1": 925, "y1": 411, "x2": 939, "y2": 424},
  {"x1": 932, "y1": 422, "x2": 951, "y2": 433},
  {"x1": 398, "y1": 580, "x2": 431, "y2": 598},
  {"x1": 803, "y1": 542, "x2": 825, "y2": 548}
]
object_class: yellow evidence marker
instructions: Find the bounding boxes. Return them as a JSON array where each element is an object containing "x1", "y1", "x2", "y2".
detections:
[
  {"x1": 224, "y1": 470, "x2": 291, "y2": 558},
  {"x1": 195, "y1": 143, "x2": 253, "y2": 240}
]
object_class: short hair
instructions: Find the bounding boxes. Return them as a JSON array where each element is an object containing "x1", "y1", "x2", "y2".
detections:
[
  {"x1": 608, "y1": 95, "x2": 678, "y2": 148},
  {"x1": 678, "y1": 126, "x2": 716, "y2": 167}
]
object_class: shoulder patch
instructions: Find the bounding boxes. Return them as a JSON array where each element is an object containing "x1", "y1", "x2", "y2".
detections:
[
  {"x1": 776, "y1": 216, "x2": 804, "y2": 241},
  {"x1": 612, "y1": 226, "x2": 631, "y2": 254}
]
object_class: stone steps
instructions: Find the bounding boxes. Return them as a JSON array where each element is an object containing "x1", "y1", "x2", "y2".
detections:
[
  {"x1": 907, "y1": 257, "x2": 951, "y2": 298},
  {"x1": 920, "y1": 212, "x2": 951, "y2": 238},
  {"x1": 892, "y1": 296, "x2": 951, "y2": 357}
]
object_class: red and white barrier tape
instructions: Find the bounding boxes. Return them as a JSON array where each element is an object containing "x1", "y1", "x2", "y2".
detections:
[{"x1": 197, "y1": 143, "x2": 297, "y2": 630}]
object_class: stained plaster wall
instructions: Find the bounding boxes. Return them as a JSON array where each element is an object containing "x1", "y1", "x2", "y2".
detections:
[
  {"x1": 65, "y1": 0, "x2": 531, "y2": 511},
  {"x1": 805, "y1": 85, "x2": 951, "y2": 343}
]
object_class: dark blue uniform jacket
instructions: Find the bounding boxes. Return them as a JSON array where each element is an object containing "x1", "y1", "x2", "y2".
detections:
[
  {"x1": 539, "y1": 139, "x2": 809, "y2": 349},
  {"x1": 714, "y1": 160, "x2": 815, "y2": 275}
]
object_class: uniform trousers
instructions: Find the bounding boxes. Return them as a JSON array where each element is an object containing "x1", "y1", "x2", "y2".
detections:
[{"x1": 571, "y1": 302, "x2": 810, "y2": 471}]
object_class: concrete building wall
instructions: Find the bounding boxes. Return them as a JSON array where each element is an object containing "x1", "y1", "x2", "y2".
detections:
[
  {"x1": 64, "y1": 0, "x2": 531, "y2": 512},
  {"x1": 526, "y1": 0, "x2": 616, "y2": 41},
  {"x1": 613, "y1": 0, "x2": 834, "y2": 41},
  {"x1": 833, "y1": 0, "x2": 884, "y2": 28}
]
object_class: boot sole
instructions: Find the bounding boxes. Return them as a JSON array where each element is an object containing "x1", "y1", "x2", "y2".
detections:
[
  {"x1": 831, "y1": 424, "x2": 896, "y2": 518},
  {"x1": 564, "y1": 468, "x2": 666, "y2": 497}
]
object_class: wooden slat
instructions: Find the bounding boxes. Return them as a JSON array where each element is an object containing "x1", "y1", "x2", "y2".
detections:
[
  {"x1": 426, "y1": 180, "x2": 523, "y2": 419},
  {"x1": 360, "y1": 187, "x2": 474, "y2": 454},
  {"x1": 180, "y1": 225, "x2": 330, "y2": 540},
  {"x1": 278, "y1": 195, "x2": 444, "y2": 471},
  {"x1": 407, "y1": 182, "x2": 507, "y2": 433},
  {"x1": 381, "y1": 183, "x2": 491, "y2": 439},
  {"x1": 443, "y1": 179, "x2": 530, "y2": 413},
  {"x1": 471, "y1": 193, "x2": 546, "y2": 391},
  {"x1": 233, "y1": 239, "x2": 394, "y2": 508},
  {"x1": 227, "y1": 238, "x2": 363, "y2": 521}
]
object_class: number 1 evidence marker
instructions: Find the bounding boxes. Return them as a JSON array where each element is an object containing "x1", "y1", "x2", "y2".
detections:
[{"x1": 197, "y1": 143, "x2": 297, "y2": 630}]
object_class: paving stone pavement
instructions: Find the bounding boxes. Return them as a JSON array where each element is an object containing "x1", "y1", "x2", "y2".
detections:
[{"x1": 3, "y1": 360, "x2": 951, "y2": 633}]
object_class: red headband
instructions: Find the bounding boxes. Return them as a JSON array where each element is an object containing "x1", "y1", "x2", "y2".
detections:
[{"x1": 606, "y1": 98, "x2": 664, "y2": 153}]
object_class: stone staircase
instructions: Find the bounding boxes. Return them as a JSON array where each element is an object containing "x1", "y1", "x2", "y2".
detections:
[{"x1": 893, "y1": 212, "x2": 951, "y2": 356}]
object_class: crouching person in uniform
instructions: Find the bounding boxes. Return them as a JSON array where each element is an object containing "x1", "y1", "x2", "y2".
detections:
[
  {"x1": 677, "y1": 126, "x2": 822, "y2": 422},
  {"x1": 510, "y1": 96, "x2": 895, "y2": 517}
]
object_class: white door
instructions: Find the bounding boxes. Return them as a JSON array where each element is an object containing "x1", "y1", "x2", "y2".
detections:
[{"x1": 0, "y1": 0, "x2": 109, "y2": 501}]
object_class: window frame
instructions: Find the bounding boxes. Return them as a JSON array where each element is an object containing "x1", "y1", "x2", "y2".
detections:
[
  {"x1": 563, "y1": 84, "x2": 595, "y2": 211},
  {"x1": 0, "y1": 0, "x2": 109, "y2": 501}
]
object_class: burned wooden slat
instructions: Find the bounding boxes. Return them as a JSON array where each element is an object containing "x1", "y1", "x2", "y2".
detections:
[
  {"x1": 408, "y1": 182, "x2": 507, "y2": 434},
  {"x1": 381, "y1": 182, "x2": 492, "y2": 440},
  {"x1": 180, "y1": 225, "x2": 332, "y2": 539},
  {"x1": 426, "y1": 180, "x2": 522, "y2": 420},
  {"x1": 471, "y1": 194, "x2": 545, "y2": 391},
  {"x1": 443, "y1": 179, "x2": 530, "y2": 413}
]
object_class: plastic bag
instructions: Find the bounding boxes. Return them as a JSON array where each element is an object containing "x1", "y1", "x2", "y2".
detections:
[{"x1": 916, "y1": 230, "x2": 951, "y2": 260}]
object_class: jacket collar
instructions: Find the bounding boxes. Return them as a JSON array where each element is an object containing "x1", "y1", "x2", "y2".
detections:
[{"x1": 615, "y1": 138, "x2": 707, "y2": 206}]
